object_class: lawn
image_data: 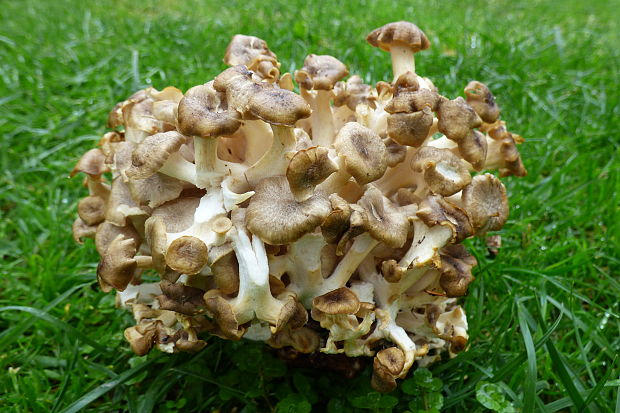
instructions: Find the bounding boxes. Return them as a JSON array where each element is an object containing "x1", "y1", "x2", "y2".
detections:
[{"x1": 1, "y1": 0, "x2": 619, "y2": 411}]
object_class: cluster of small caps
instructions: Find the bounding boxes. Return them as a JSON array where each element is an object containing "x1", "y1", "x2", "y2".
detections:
[{"x1": 71, "y1": 21, "x2": 527, "y2": 392}]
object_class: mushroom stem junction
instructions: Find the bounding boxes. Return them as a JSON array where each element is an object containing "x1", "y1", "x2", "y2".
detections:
[{"x1": 311, "y1": 90, "x2": 335, "y2": 147}]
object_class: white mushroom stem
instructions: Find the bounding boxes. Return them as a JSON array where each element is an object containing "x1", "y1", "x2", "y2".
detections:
[
  {"x1": 270, "y1": 233, "x2": 327, "y2": 308},
  {"x1": 317, "y1": 154, "x2": 350, "y2": 195},
  {"x1": 412, "y1": 172, "x2": 430, "y2": 198},
  {"x1": 116, "y1": 282, "x2": 162, "y2": 309},
  {"x1": 483, "y1": 136, "x2": 506, "y2": 170},
  {"x1": 358, "y1": 258, "x2": 419, "y2": 376},
  {"x1": 241, "y1": 120, "x2": 273, "y2": 165},
  {"x1": 166, "y1": 189, "x2": 226, "y2": 252},
  {"x1": 221, "y1": 176, "x2": 254, "y2": 211},
  {"x1": 159, "y1": 152, "x2": 198, "y2": 185},
  {"x1": 245, "y1": 124, "x2": 296, "y2": 187},
  {"x1": 320, "y1": 233, "x2": 379, "y2": 294},
  {"x1": 389, "y1": 45, "x2": 431, "y2": 90},
  {"x1": 356, "y1": 103, "x2": 388, "y2": 135},
  {"x1": 332, "y1": 105, "x2": 356, "y2": 131},
  {"x1": 374, "y1": 121, "x2": 438, "y2": 195},
  {"x1": 86, "y1": 177, "x2": 110, "y2": 198},
  {"x1": 134, "y1": 256, "x2": 153, "y2": 269},
  {"x1": 124, "y1": 128, "x2": 149, "y2": 144},
  {"x1": 319, "y1": 312, "x2": 375, "y2": 354},
  {"x1": 374, "y1": 146, "x2": 419, "y2": 195},
  {"x1": 359, "y1": 256, "x2": 426, "y2": 310},
  {"x1": 429, "y1": 134, "x2": 509, "y2": 173},
  {"x1": 229, "y1": 223, "x2": 290, "y2": 327},
  {"x1": 310, "y1": 90, "x2": 335, "y2": 147},
  {"x1": 435, "y1": 306, "x2": 468, "y2": 342},
  {"x1": 406, "y1": 269, "x2": 441, "y2": 294},
  {"x1": 399, "y1": 220, "x2": 453, "y2": 269},
  {"x1": 426, "y1": 135, "x2": 457, "y2": 150},
  {"x1": 194, "y1": 138, "x2": 221, "y2": 188},
  {"x1": 390, "y1": 44, "x2": 415, "y2": 81}
]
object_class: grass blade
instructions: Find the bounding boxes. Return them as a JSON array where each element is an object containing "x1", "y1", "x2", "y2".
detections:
[
  {"x1": 581, "y1": 356, "x2": 617, "y2": 410},
  {"x1": 51, "y1": 339, "x2": 81, "y2": 413},
  {"x1": 59, "y1": 355, "x2": 164, "y2": 413},
  {"x1": 171, "y1": 368, "x2": 252, "y2": 404},
  {"x1": 0, "y1": 305, "x2": 109, "y2": 353},
  {"x1": 546, "y1": 340, "x2": 588, "y2": 412},
  {"x1": 517, "y1": 301, "x2": 537, "y2": 413},
  {"x1": 0, "y1": 283, "x2": 89, "y2": 352}
]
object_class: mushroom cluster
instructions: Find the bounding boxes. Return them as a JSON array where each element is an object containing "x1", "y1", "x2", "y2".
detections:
[{"x1": 72, "y1": 21, "x2": 527, "y2": 391}]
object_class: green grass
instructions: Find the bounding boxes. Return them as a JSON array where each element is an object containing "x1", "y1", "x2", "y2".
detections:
[{"x1": 1, "y1": 0, "x2": 619, "y2": 411}]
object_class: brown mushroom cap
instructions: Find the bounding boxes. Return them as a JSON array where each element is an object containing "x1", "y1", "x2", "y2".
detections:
[
  {"x1": 95, "y1": 221, "x2": 140, "y2": 257},
  {"x1": 383, "y1": 138, "x2": 407, "y2": 167},
  {"x1": 127, "y1": 173, "x2": 184, "y2": 209},
  {"x1": 278, "y1": 72, "x2": 294, "y2": 91},
  {"x1": 286, "y1": 146, "x2": 338, "y2": 200},
  {"x1": 125, "y1": 131, "x2": 187, "y2": 179},
  {"x1": 461, "y1": 174, "x2": 509, "y2": 233},
  {"x1": 213, "y1": 65, "x2": 261, "y2": 111},
  {"x1": 387, "y1": 107, "x2": 434, "y2": 147},
  {"x1": 248, "y1": 87, "x2": 311, "y2": 126},
  {"x1": 412, "y1": 146, "x2": 472, "y2": 196},
  {"x1": 386, "y1": 89, "x2": 442, "y2": 114},
  {"x1": 355, "y1": 185, "x2": 409, "y2": 248},
  {"x1": 157, "y1": 280, "x2": 206, "y2": 315},
  {"x1": 72, "y1": 218, "x2": 98, "y2": 244},
  {"x1": 294, "y1": 54, "x2": 349, "y2": 90},
  {"x1": 366, "y1": 21, "x2": 430, "y2": 53},
  {"x1": 144, "y1": 216, "x2": 167, "y2": 274},
  {"x1": 275, "y1": 296, "x2": 309, "y2": 332},
  {"x1": 203, "y1": 291, "x2": 246, "y2": 340},
  {"x1": 312, "y1": 287, "x2": 361, "y2": 315},
  {"x1": 246, "y1": 176, "x2": 331, "y2": 245},
  {"x1": 437, "y1": 97, "x2": 482, "y2": 142},
  {"x1": 151, "y1": 197, "x2": 200, "y2": 233},
  {"x1": 333, "y1": 75, "x2": 374, "y2": 110},
  {"x1": 212, "y1": 216, "x2": 233, "y2": 235},
  {"x1": 111, "y1": 141, "x2": 135, "y2": 179},
  {"x1": 224, "y1": 34, "x2": 277, "y2": 67},
  {"x1": 393, "y1": 71, "x2": 419, "y2": 91},
  {"x1": 439, "y1": 244, "x2": 477, "y2": 297},
  {"x1": 166, "y1": 236, "x2": 209, "y2": 275},
  {"x1": 71, "y1": 148, "x2": 109, "y2": 177},
  {"x1": 488, "y1": 130, "x2": 527, "y2": 177},
  {"x1": 371, "y1": 347, "x2": 405, "y2": 393},
  {"x1": 177, "y1": 83, "x2": 241, "y2": 138},
  {"x1": 210, "y1": 250, "x2": 240, "y2": 295},
  {"x1": 459, "y1": 129, "x2": 488, "y2": 171},
  {"x1": 464, "y1": 80, "x2": 500, "y2": 123},
  {"x1": 321, "y1": 194, "x2": 353, "y2": 244},
  {"x1": 122, "y1": 95, "x2": 163, "y2": 136},
  {"x1": 151, "y1": 100, "x2": 178, "y2": 127},
  {"x1": 381, "y1": 259, "x2": 406, "y2": 283},
  {"x1": 105, "y1": 177, "x2": 148, "y2": 226},
  {"x1": 124, "y1": 321, "x2": 159, "y2": 356},
  {"x1": 268, "y1": 326, "x2": 320, "y2": 353},
  {"x1": 174, "y1": 329, "x2": 208, "y2": 353},
  {"x1": 247, "y1": 55, "x2": 281, "y2": 82},
  {"x1": 98, "y1": 131, "x2": 123, "y2": 159},
  {"x1": 147, "y1": 86, "x2": 183, "y2": 103},
  {"x1": 77, "y1": 195, "x2": 106, "y2": 226},
  {"x1": 499, "y1": 138, "x2": 527, "y2": 177},
  {"x1": 376, "y1": 81, "x2": 394, "y2": 99},
  {"x1": 107, "y1": 90, "x2": 148, "y2": 130},
  {"x1": 417, "y1": 195, "x2": 473, "y2": 243},
  {"x1": 97, "y1": 234, "x2": 137, "y2": 292},
  {"x1": 334, "y1": 122, "x2": 388, "y2": 185}
]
